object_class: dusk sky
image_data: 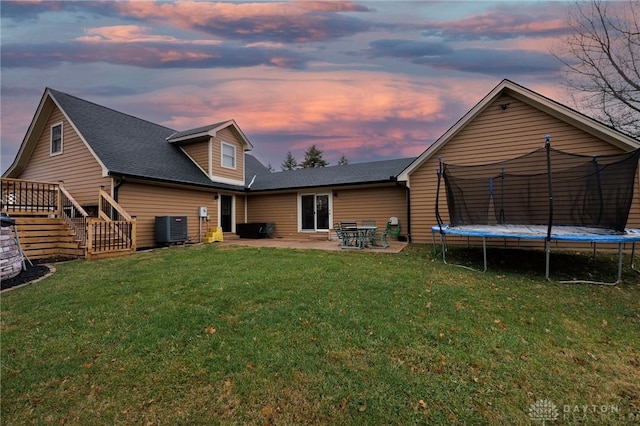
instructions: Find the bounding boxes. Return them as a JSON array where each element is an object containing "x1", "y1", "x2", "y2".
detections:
[{"x1": 1, "y1": 0, "x2": 582, "y2": 173}]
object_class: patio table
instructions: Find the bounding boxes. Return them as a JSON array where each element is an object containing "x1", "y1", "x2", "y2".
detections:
[{"x1": 342, "y1": 225, "x2": 377, "y2": 249}]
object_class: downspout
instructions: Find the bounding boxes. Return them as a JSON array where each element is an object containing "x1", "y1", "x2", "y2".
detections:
[
  {"x1": 393, "y1": 175, "x2": 411, "y2": 242},
  {"x1": 406, "y1": 185, "x2": 411, "y2": 243},
  {"x1": 113, "y1": 176, "x2": 126, "y2": 202}
]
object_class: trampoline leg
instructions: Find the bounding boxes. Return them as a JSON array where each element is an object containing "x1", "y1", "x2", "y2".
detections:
[
  {"x1": 632, "y1": 242, "x2": 639, "y2": 275},
  {"x1": 558, "y1": 243, "x2": 621, "y2": 286},
  {"x1": 545, "y1": 240, "x2": 551, "y2": 281},
  {"x1": 616, "y1": 243, "x2": 624, "y2": 284},
  {"x1": 482, "y1": 237, "x2": 488, "y2": 272},
  {"x1": 441, "y1": 234, "x2": 448, "y2": 265},
  {"x1": 432, "y1": 232, "x2": 436, "y2": 254}
]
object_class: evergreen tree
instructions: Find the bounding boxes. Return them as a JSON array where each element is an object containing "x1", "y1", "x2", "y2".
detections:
[
  {"x1": 301, "y1": 144, "x2": 328, "y2": 168},
  {"x1": 281, "y1": 151, "x2": 299, "y2": 171},
  {"x1": 337, "y1": 155, "x2": 349, "y2": 165}
]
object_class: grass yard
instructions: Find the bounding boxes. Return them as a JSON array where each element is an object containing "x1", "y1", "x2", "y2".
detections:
[{"x1": 1, "y1": 243, "x2": 639, "y2": 425}]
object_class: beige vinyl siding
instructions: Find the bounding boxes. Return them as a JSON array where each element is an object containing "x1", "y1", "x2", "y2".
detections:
[
  {"x1": 117, "y1": 182, "x2": 220, "y2": 248},
  {"x1": 19, "y1": 105, "x2": 110, "y2": 205},
  {"x1": 181, "y1": 141, "x2": 209, "y2": 175},
  {"x1": 235, "y1": 194, "x2": 246, "y2": 227},
  {"x1": 246, "y1": 185, "x2": 408, "y2": 239},
  {"x1": 409, "y1": 93, "x2": 640, "y2": 244},
  {"x1": 246, "y1": 193, "x2": 299, "y2": 237},
  {"x1": 332, "y1": 186, "x2": 408, "y2": 236},
  {"x1": 211, "y1": 128, "x2": 244, "y2": 183}
]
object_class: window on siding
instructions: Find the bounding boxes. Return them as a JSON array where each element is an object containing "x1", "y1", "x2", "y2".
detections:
[
  {"x1": 221, "y1": 142, "x2": 236, "y2": 169},
  {"x1": 51, "y1": 123, "x2": 63, "y2": 155}
]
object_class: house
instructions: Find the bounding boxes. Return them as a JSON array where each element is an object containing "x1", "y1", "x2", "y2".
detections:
[
  {"x1": 2, "y1": 88, "x2": 411, "y2": 254},
  {"x1": 2, "y1": 79, "x2": 638, "y2": 258}
]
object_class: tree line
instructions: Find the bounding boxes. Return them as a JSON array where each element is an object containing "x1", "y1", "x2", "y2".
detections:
[{"x1": 280, "y1": 144, "x2": 348, "y2": 171}]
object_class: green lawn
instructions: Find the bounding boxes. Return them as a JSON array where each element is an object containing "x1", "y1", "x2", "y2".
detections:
[{"x1": 1, "y1": 244, "x2": 639, "y2": 425}]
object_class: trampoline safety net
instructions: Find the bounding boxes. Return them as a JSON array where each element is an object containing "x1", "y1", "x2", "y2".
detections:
[{"x1": 437, "y1": 145, "x2": 640, "y2": 233}]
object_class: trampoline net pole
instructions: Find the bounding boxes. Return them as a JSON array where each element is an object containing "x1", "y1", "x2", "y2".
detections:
[{"x1": 545, "y1": 137, "x2": 553, "y2": 243}]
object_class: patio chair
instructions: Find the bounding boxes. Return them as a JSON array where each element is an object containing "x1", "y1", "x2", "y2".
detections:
[
  {"x1": 361, "y1": 220, "x2": 389, "y2": 248},
  {"x1": 339, "y1": 221, "x2": 361, "y2": 249},
  {"x1": 386, "y1": 217, "x2": 401, "y2": 240},
  {"x1": 361, "y1": 220, "x2": 377, "y2": 246},
  {"x1": 335, "y1": 223, "x2": 354, "y2": 248},
  {"x1": 334, "y1": 223, "x2": 345, "y2": 244}
]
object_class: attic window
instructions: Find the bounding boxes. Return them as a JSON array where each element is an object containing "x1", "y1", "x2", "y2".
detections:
[
  {"x1": 221, "y1": 142, "x2": 236, "y2": 169},
  {"x1": 50, "y1": 122, "x2": 63, "y2": 155}
]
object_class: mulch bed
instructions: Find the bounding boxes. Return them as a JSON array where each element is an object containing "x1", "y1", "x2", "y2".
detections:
[{"x1": 1, "y1": 260, "x2": 52, "y2": 291}]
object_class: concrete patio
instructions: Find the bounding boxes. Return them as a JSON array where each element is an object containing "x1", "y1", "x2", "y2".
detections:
[{"x1": 220, "y1": 237, "x2": 408, "y2": 253}]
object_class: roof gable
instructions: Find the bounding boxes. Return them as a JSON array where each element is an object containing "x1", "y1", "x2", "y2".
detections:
[
  {"x1": 167, "y1": 119, "x2": 254, "y2": 151},
  {"x1": 3, "y1": 92, "x2": 42, "y2": 177},
  {"x1": 3, "y1": 88, "x2": 247, "y2": 190},
  {"x1": 398, "y1": 79, "x2": 640, "y2": 181}
]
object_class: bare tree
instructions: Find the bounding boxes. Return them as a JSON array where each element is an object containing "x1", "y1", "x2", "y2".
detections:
[{"x1": 554, "y1": 0, "x2": 639, "y2": 137}]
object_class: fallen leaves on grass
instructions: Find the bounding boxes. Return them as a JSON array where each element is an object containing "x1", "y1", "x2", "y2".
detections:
[
  {"x1": 415, "y1": 399, "x2": 429, "y2": 413},
  {"x1": 340, "y1": 394, "x2": 351, "y2": 410}
]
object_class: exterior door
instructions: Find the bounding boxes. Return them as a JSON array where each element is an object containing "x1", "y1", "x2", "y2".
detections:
[
  {"x1": 301, "y1": 194, "x2": 330, "y2": 231},
  {"x1": 220, "y1": 195, "x2": 233, "y2": 232}
]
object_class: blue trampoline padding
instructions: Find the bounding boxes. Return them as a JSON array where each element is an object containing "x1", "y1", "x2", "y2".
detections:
[{"x1": 432, "y1": 225, "x2": 640, "y2": 243}]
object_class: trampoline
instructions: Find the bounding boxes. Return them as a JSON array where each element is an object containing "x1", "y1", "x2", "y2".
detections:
[{"x1": 432, "y1": 139, "x2": 640, "y2": 285}]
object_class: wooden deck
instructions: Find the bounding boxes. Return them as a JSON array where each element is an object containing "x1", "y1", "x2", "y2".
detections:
[{"x1": 2, "y1": 178, "x2": 136, "y2": 260}]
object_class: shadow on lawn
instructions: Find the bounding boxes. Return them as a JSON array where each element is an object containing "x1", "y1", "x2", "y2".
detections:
[{"x1": 437, "y1": 246, "x2": 638, "y2": 283}]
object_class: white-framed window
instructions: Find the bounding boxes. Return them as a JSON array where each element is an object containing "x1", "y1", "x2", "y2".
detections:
[
  {"x1": 50, "y1": 122, "x2": 63, "y2": 155},
  {"x1": 221, "y1": 142, "x2": 236, "y2": 169}
]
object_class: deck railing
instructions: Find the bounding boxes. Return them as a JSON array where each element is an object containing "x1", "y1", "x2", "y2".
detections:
[
  {"x1": 86, "y1": 219, "x2": 136, "y2": 258},
  {"x1": 2, "y1": 178, "x2": 136, "y2": 259},
  {"x1": 59, "y1": 186, "x2": 89, "y2": 247},
  {"x1": 99, "y1": 189, "x2": 131, "y2": 221},
  {"x1": 1, "y1": 178, "x2": 58, "y2": 214}
]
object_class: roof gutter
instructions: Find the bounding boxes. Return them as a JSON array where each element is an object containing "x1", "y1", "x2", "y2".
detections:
[
  {"x1": 246, "y1": 178, "x2": 404, "y2": 193},
  {"x1": 107, "y1": 171, "x2": 245, "y2": 193}
]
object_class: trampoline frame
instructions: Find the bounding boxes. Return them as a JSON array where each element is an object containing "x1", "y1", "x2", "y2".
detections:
[{"x1": 431, "y1": 224, "x2": 640, "y2": 285}]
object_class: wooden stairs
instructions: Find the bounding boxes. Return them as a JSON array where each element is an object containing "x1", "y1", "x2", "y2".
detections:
[{"x1": 12, "y1": 216, "x2": 85, "y2": 260}]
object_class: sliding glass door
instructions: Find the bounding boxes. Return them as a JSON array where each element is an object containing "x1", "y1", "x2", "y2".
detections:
[{"x1": 300, "y1": 193, "x2": 331, "y2": 231}]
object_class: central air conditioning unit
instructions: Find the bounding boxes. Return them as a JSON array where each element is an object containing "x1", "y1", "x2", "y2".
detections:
[{"x1": 155, "y1": 216, "x2": 188, "y2": 244}]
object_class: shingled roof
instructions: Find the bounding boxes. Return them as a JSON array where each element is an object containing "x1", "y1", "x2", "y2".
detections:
[
  {"x1": 247, "y1": 157, "x2": 414, "y2": 191},
  {"x1": 47, "y1": 89, "x2": 244, "y2": 190}
]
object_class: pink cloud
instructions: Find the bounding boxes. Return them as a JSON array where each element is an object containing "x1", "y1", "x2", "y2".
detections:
[
  {"x1": 422, "y1": 5, "x2": 570, "y2": 41},
  {"x1": 112, "y1": 1, "x2": 370, "y2": 43},
  {"x1": 137, "y1": 69, "x2": 462, "y2": 163},
  {"x1": 77, "y1": 25, "x2": 221, "y2": 45}
]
